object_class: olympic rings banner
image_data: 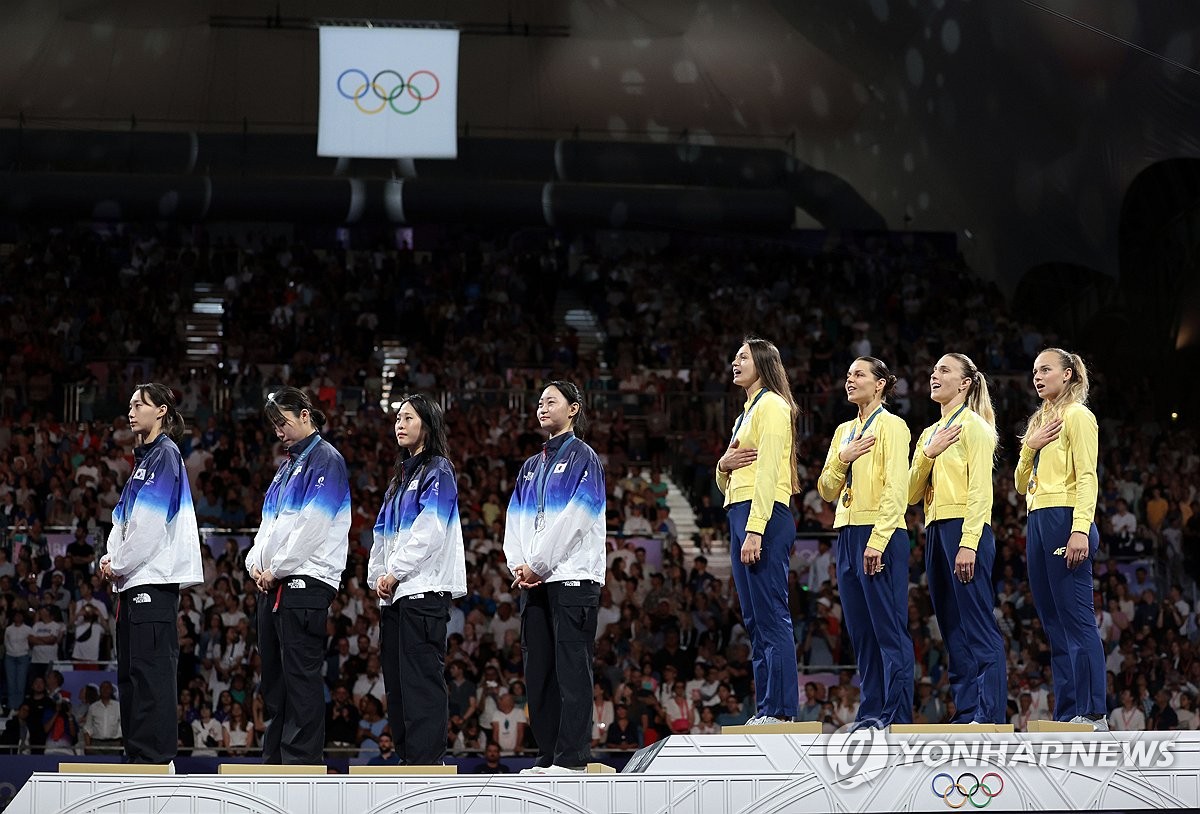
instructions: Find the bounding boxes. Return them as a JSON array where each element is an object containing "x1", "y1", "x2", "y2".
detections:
[{"x1": 318, "y1": 26, "x2": 459, "y2": 158}]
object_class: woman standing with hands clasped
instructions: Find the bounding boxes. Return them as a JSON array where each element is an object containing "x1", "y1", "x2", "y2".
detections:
[
  {"x1": 369, "y1": 394, "x2": 466, "y2": 766},
  {"x1": 245, "y1": 387, "x2": 351, "y2": 764},
  {"x1": 908, "y1": 354, "x2": 1007, "y2": 724},
  {"x1": 817, "y1": 357, "x2": 913, "y2": 729},
  {"x1": 715, "y1": 337, "x2": 800, "y2": 725},
  {"x1": 505, "y1": 380, "x2": 606, "y2": 774},
  {"x1": 100, "y1": 383, "x2": 203, "y2": 765},
  {"x1": 1014, "y1": 349, "x2": 1107, "y2": 730}
]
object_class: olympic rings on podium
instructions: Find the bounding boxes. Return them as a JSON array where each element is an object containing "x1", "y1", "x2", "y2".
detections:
[{"x1": 931, "y1": 771, "x2": 1004, "y2": 808}]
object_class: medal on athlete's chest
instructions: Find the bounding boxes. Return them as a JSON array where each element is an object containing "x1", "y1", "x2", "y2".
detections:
[{"x1": 535, "y1": 511, "x2": 546, "y2": 532}]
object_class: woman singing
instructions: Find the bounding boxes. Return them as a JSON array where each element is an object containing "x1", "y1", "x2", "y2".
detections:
[
  {"x1": 1014, "y1": 349, "x2": 1106, "y2": 729},
  {"x1": 245, "y1": 387, "x2": 351, "y2": 763},
  {"x1": 817, "y1": 357, "x2": 913, "y2": 728},
  {"x1": 908, "y1": 353, "x2": 1007, "y2": 723},
  {"x1": 716, "y1": 337, "x2": 800, "y2": 725},
  {"x1": 369, "y1": 394, "x2": 466, "y2": 765},
  {"x1": 100, "y1": 383, "x2": 203, "y2": 764},
  {"x1": 505, "y1": 381, "x2": 606, "y2": 774}
]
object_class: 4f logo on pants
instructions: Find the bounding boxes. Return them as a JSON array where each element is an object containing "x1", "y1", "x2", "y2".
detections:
[
  {"x1": 132, "y1": 592, "x2": 151, "y2": 604},
  {"x1": 1053, "y1": 547, "x2": 1067, "y2": 556}
]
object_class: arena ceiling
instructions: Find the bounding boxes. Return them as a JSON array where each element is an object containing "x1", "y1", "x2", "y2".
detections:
[{"x1": 1, "y1": 0, "x2": 1199, "y2": 286}]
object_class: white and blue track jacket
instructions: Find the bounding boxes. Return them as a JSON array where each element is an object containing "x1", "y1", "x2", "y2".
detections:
[
  {"x1": 104, "y1": 434, "x2": 203, "y2": 592},
  {"x1": 504, "y1": 431, "x2": 606, "y2": 583},
  {"x1": 246, "y1": 432, "x2": 351, "y2": 590},
  {"x1": 368, "y1": 454, "x2": 467, "y2": 603}
]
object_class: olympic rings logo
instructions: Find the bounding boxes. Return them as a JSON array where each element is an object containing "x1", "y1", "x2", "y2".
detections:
[
  {"x1": 336, "y1": 69, "x2": 441, "y2": 115},
  {"x1": 931, "y1": 772, "x2": 1004, "y2": 808}
]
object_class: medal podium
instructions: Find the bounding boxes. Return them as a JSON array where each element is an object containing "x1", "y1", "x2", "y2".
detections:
[{"x1": 10, "y1": 728, "x2": 1200, "y2": 813}]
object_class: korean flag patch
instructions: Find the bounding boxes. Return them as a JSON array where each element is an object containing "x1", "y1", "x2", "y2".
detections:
[{"x1": 553, "y1": 461, "x2": 569, "y2": 474}]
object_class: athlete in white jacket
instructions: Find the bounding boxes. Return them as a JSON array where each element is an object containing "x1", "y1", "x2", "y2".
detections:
[
  {"x1": 100, "y1": 383, "x2": 202, "y2": 765},
  {"x1": 246, "y1": 387, "x2": 351, "y2": 765},
  {"x1": 369, "y1": 394, "x2": 466, "y2": 765},
  {"x1": 505, "y1": 380, "x2": 606, "y2": 774}
]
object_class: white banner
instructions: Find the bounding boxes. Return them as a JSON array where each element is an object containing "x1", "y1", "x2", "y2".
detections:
[{"x1": 317, "y1": 26, "x2": 459, "y2": 159}]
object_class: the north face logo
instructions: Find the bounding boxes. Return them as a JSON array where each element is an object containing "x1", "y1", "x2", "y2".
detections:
[
  {"x1": 288, "y1": 578, "x2": 306, "y2": 589},
  {"x1": 132, "y1": 593, "x2": 151, "y2": 604}
]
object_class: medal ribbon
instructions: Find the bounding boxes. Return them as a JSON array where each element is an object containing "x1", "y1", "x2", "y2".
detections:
[
  {"x1": 730, "y1": 387, "x2": 769, "y2": 443},
  {"x1": 843, "y1": 406, "x2": 884, "y2": 496},
  {"x1": 536, "y1": 435, "x2": 577, "y2": 526},
  {"x1": 925, "y1": 403, "x2": 968, "y2": 448}
]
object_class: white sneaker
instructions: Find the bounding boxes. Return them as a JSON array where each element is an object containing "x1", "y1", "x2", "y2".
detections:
[
  {"x1": 1069, "y1": 715, "x2": 1109, "y2": 732},
  {"x1": 542, "y1": 765, "x2": 587, "y2": 774},
  {"x1": 744, "y1": 716, "x2": 761, "y2": 726},
  {"x1": 748, "y1": 716, "x2": 786, "y2": 725},
  {"x1": 167, "y1": 761, "x2": 176, "y2": 775},
  {"x1": 519, "y1": 766, "x2": 548, "y2": 775}
]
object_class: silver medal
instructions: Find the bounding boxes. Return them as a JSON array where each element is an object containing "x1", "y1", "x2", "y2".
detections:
[{"x1": 535, "y1": 511, "x2": 546, "y2": 531}]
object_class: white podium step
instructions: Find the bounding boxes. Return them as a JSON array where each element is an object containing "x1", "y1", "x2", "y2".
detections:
[{"x1": 10, "y1": 731, "x2": 1200, "y2": 813}]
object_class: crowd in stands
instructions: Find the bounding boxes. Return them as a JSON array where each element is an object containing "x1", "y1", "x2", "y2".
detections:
[{"x1": 1, "y1": 224, "x2": 1200, "y2": 759}]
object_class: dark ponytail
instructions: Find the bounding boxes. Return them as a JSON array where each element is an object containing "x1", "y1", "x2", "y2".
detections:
[
  {"x1": 264, "y1": 387, "x2": 327, "y2": 429},
  {"x1": 545, "y1": 380, "x2": 588, "y2": 440},
  {"x1": 134, "y1": 382, "x2": 185, "y2": 443},
  {"x1": 856, "y1": 357, "x2": 898, "y2": 403}
]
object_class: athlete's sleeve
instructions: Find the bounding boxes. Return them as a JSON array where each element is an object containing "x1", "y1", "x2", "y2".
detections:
[
  {"x1": 366, "y1": 497, "x2": 391, "y2": 590},
  {"x1": 389, "y1": 465, "x2": 458, "y2": 582},
  {"x1": 907, "y1": 427, "x2": 934, "y2": 507},
  {"x1": 715, "y1": 462, "x2": 731, "y2": 497},
  {"x1": 745, "y1": 399, "x2": 790, "y2": 536},
  {"x1": 503, "y1": 462, "x2": 530, "y2": 573},
  {"x1": 960, "y1": 420, "x2": 996, "y2": 551},
  {"x1": 1066, "y1": 407, "x2": 1100, "y2": 534},
  {"x1": 817, "y1": 425, "x2": 849, "y2": 503},
  {"x1": 268, "y1": 451, "x2": 351, "y2": 576},
  {"x1": 1014, "y1": 444, "x2": 1035, "y2": 497},
  {"x1": 868, "y1": 418, "x2": 911, "y2": 552},
  {"x1": 108, "y1": 449, "x2": 179, "y2": 576}
]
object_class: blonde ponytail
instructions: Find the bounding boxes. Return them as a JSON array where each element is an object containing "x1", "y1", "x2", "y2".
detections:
[{"x1": 946, "y1": 353, "x2": 997, "y2": 445}]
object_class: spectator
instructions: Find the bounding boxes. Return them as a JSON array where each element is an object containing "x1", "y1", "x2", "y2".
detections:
[
  {"x1": 222, "y1": 701, "x2": 254, "y2": 756},
  {"x1": 84, "y1": 680, "x2": 122, "y2": 754},
  {"x1": 487, "y1": 595, "x2": 520, "y2": 647},
  {"x1": 490, "y1": 692, "x2": 526, "y2": 755},
  {"x1": 1, "y1": 703, "x2": 34, "y2": 754},
  {"x1": 4, "y1": 608, "x2": 33, "y2": 713},
  {"x1": 325, "y1": 683, "x2": 358, "y2": 752},
  {"x1": 44, "y1": 699, "x2": 79, "y2": 755},
  {"x1": 191, "y1": 704, "x2": 223, "y2": 757},
  {"x1": 473, "y1": 742, "x2": 512, "y2": 773},
  {"x1": 355, "y1": 694, "x2": 388, "y2": 759},
  {"x1": 367, "y1": 732, "x2": 402, "y2": 766},
  {"x1": 351, "y1": 654, "x2": 386, "y2": 706},
  {"x1": 606, "y1": 703, "x2": 641, "y2": 748},
  {"x1": 453, "y1": 718, "x2": 486, "y2": 754},
  {"x1": 795, "y1": 683, "x2": 823, "y2": 723},
  {"x1": 1110, "y1": 690, "x2": 1146, "y2": 731}
]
